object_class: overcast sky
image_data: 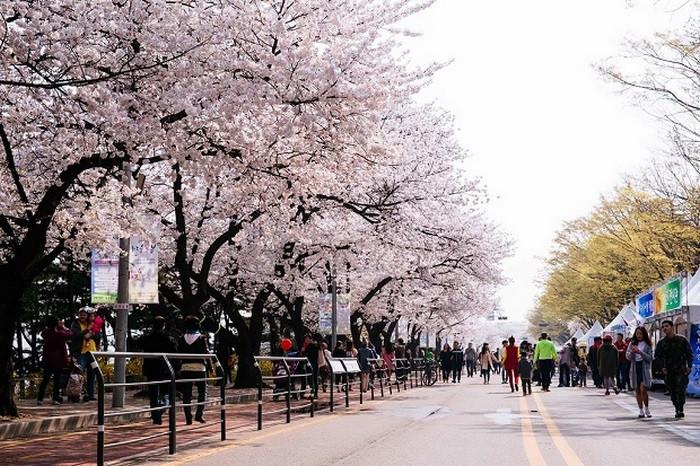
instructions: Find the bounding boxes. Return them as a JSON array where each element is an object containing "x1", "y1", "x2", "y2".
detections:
[{"x1": 402, "y1": 1, "x2": 689, "y2": 321}]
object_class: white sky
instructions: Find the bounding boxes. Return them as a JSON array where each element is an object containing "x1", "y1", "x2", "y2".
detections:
[{"x1": 402, "y1": 1, "x2": 689, "y2": 322}]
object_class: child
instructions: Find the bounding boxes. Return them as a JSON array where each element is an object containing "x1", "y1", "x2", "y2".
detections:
[
  {"x1": 517, "y1": 353, "x2": 533, "y2": 396},
  {"x1": 578, "y1": 360, "x2": 588, "y2": 387}
]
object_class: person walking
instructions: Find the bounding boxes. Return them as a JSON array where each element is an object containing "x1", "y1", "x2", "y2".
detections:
[
  {"x1": 613, "y1": 333, "x2": 629, "y2": 392},
  {"x1": 71, "y1": 306, "x2": 101, "y2": 402},
  {"x1": 381, "y1": 341, "x2": 396, "y2": 380},
  {"x1": 499, "y1": 340, "x2": 507, "y2": 383},
  {"x1": 598, "y1": 335, "x2": 619, "y2": 395},
  {"x1": 578, "y1": 358, "x2": 588, "y2": 387},
  {"x1": 557, "y1": 345, "x2": 572, "y2": 387},
  {"x1": 178, "y1": 316, "x2": 210, "y2": 425},
  {"x1": 587, "y1": 336, "x2": 603, "y2": 388},
  {"x1": 140, "y1": 316, "x2": 177, "y2": 424},
  {"x1": 451, "y1": 342, "x2": 464, "y2": 383},
  {"x1": 533, "y1": 333, "x2": 557, "y2": 392},
  {"x1": 479, "y1": 343, "x2": 497, "y2": 384},
  {"x1": 503, "y1": 336, "x2": 520, "y2": 393},
  {"x1": 439, "y1": 343, "x2": 452, "y2": 383},
  {"x1": 518, "y1": 352, "x2": 533, "y2": 396},
  {"x1": 37, "y1": 316, "x2": 73, "y2": 405},
  {"x1": 302, "y1": 333, "x2": 321, "y2": 399},
  {"x1": 357, "y1": 340, "x2": 373, "y2": 393},
  {"x1": 464, "y1": 343, "x2": 477, "y2": 378},
  {"x1": 655, "y1": 320, "x2": 693, "y2": 419},
  {"x1": 627, "y1": 326, "x2": 653, "y2": 418}
]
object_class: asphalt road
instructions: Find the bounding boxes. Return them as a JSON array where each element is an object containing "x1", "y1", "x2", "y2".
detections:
[{"x1": 142, "y1": 377, "x2": 700, "y2": 466}]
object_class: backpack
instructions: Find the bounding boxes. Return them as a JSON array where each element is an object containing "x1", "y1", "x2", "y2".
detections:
[{"x1": 65, "y1": 373, "x2": 84, "y2": 401}]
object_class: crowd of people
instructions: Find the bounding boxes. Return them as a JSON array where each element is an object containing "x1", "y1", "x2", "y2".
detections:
[{"x1": 37, "y1": 308, "x2": 694, "y2": 426}]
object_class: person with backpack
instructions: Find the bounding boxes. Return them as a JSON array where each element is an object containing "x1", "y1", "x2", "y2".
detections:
[
  {"x1": 518, "y1": 352, "x2": 533, "y2": 396},
  {"x1": 598, "y1": 335, "x2": 619, "y2": 395},
  {"x1": 178, "y1": 315, "x2": 210, "y2": 425},
  {"x1": 37, "y1": 316, "x2": 73, "y2": 405},
  {"x1": 655, "y1": 320, "x2": 693, "y2": 419},
  {"x1": 140, "y1": 316, "x2": 177, "y2": 424}
]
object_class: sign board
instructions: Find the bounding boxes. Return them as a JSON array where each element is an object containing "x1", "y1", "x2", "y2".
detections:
[
  {"x1": 654, "y1": 277, "x2": 681, "y2": 315},
  {"x1": 336, "y1": 294, "x2": 351, "y2": 334},
  {"x1": 419, "y1": 331, "x2": 428, "y2": 347},
  {"x1": 637, "y1": 276, "x2": 682, "y2": 318},
  {"x1": 129, "y1": 239, "x2": 159, "y2": 304},
  {"x1": 688, "y1": 324, "x2": 700, "y2": 397},
  {"x1": 319, "y1": 294, "x2": 332, "y2": 332},
  {"x1": 90, "y1": 249, "x2": 119, "y2": 304},
  {"x1": 341, "y1": 359, "x2": 361, "y2": 373},
  {"x1": 328, "y1": 359, "x2": 346, "y2": 373}
]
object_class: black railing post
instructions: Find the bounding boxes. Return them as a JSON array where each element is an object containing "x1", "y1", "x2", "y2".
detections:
[
  {"x1": 163, "y1": 355, "x2": 177, "y2": 455},
  {"x1": 329, "y1": 363, "x2": 335, "y2": 413},
  {"x1": 308, "y1": 362, "x2": 315, "y2": 418},
  {"x1": 284, "y1": 360, "x2": 291, "y2": 424},
  {"x1": 344, "y1": 372, "x2": 349, "y2": 408},
  {"x1": 93, "y1": 353, "x2": 105, "y2": 466},
  {"x1": 216, "y1": 359, "x2": 226, "y2": 441},
  {"x1": 256, "y1": 362, "x2": 263, "y2": 430}
]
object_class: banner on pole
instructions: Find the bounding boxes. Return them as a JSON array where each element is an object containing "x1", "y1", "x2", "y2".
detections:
[
  {"x1": 129, "y1": 238, "x2": 159, "y2": 304},
  {"x1": 336, "y1": 294, "x2": 351, "y2": 334},
  {"x1": 319, "y1": 293, "x2": 332, "y2": 333},
  {"x1": 91, "y1": 249, "x2": 119, "y2": 304}
]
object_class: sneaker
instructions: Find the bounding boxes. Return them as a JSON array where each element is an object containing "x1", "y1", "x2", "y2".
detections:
[
  {"x1": 675, "y1": 412, "x2": 684, "y2": 419},
  {"x1": 638, "y1": 409, "x2": 645, "y2": 418},
  {"x1": 644, "y1": 408, "x2": 651, "y2": 418},
  {"x1": 605, "y1": 390, "x2": 610, "y2": 396},
  {"x1": 52, "y1": 400, "x2": 62, "y2": 405},
  {"x1": 515, "y1": 385, "x2": 519, "y2": 391}
]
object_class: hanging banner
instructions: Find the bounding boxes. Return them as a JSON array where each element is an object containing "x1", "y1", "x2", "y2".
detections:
[
  {"x1": 318, "y1": 293, "x2": 333, "y2": 333},
  {"x1": 654, "y1": 277, "x2": 682, "y2": 314},
  {"x1": 636, "y1": 292, "x2": 654, "y2": 319},
  {"x1": 688, "y1": 324, "x2": 700, "y2": 397},
  {"x1": 419, "y1": 331, "x2": 428, "y2": 347},
  {"x1": 129, "y1": 238, "x2": 159, "y2": 304},
  {"x1": 336, "y1": 293, "x2": 351, "y2": 334},
  {"x1": 397, "y1": 317, "x2": 409, "y2": 341},
  {"x1": 91, "y1": 249, "x2": 119, "y2": 304}
]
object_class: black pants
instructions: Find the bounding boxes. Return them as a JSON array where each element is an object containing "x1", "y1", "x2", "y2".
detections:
[
  {"x1": 466, "y1": 360, "x2": 476, "y2": 377},
  {"x1": 180, "y1": 371, "x2": 206, "y2": 422},
  {"x1": 442, "y1": 368, "x2": 450, "y2": 382},
  {"x1": 666, "y1": 372, "x2": 689, "y2": 413},
  {"x1": 539, "y1": 359, "x2": 554, "y2": 390},
  {"x1": 559, "y1": 364, "x2": 570, "y2": 387},
  {"x1": 481, "y1": 369, "x2": 490, "y2": 383},
  {"x1": 148, "y1": 378, "x2": 168, "y2": 422},
  {"x1": 617, "y1": 362, "x2": 630, "y2": 390},
  {"x1": 522, "y1": 379, "x2": 532, "y2": 395},
  {"x1": 37, "y1": 367, "x2": 62, "y2": 402},
  {"x1": 452, "y1": 366, "x2": 462, "y2": 383}
]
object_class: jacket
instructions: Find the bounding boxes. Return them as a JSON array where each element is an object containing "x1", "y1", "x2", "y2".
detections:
[
  {"x1": 178, "y1": 333, "x2": 209, "y2": 373},
  {"x1": 518, "y1": 359, "x2": 533, "y2": 379},
  {"x1": 70, "y1": 320, "x2": 102, "y2": 356},
  {"x1": 626, "y1": 341, "x2": 652, "y2": 389},
  {"x1": 140, "y1": 331, "x2": 178, "y2": 379},
  {"x1": 41, "y1": 326, "x2": 73, "y2": 370},
  {"x1": 655, "y1": 335, "x2": 692, "y2": 374},
  {"x1": 504, "y1": 345, "x2": 519, "y2": 371},
  {"x1": 464, "y1": 347, "x2": 477, "y2": 362},
  {"x1": 533, "y1": 340, "x2": 557, "y2": 362},
  {"x1": 597, "y1": 342, "x2": 618, "y2": 377},
  {"x1": 479, "y1": 351, "x2": 497, "y2": 370}
]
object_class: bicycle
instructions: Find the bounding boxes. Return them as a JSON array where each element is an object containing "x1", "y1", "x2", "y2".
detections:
[{"x1": 421, "y1": 360, "x2": 439, "y2": 386}]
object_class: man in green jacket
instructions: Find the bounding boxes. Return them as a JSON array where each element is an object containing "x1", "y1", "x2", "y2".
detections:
[{"x1": 534, "y1": 333, "x2": 557, "y2": 392}]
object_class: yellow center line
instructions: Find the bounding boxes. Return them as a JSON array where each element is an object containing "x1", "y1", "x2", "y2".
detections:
[
  {"x1": 531, "y1": 393, "x2": 584, "y2": 466},
  {"x1": 519, "y1": 396, "x2": 547, "y2": 466}
]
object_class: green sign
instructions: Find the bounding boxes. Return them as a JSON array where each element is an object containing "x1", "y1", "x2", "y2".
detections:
[{"x1": 654, "y1": 277, "x2": 681, "y2": 314}]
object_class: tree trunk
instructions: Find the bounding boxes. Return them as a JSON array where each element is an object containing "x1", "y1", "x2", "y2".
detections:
[
  {"x1": 0, "y1": 276, "x2": 23, "y2": 416},
  {"x1": 289, "y1": 297, "x2": 306, "y2": 348}
]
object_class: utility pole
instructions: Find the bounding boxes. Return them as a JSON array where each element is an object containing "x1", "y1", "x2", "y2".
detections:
[
  {"x1": 113, "y1": 162, "x2": 132, "y2": 408},
  {"x1": 331, "y1": 265, "x2": 337, "y2": 349}
]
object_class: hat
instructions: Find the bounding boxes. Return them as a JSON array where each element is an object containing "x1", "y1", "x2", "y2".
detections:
[{"x1": 78, "y1": 306, "x2": 95, "y2": 314}]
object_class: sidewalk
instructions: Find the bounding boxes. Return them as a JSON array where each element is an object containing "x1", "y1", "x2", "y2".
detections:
[{"x1": 0, "y1": 387, "x2": 257, "y2": 441}]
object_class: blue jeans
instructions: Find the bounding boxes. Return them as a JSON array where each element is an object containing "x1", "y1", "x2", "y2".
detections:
[
  {"x1": 79, "y1": 353, "x2": 95, "y2": 400},
  {"x1": 617, "y1": 361, "x2": 630, "y2": 390}
]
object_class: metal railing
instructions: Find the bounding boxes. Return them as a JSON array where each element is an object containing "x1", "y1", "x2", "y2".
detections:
[
  {"x1": 368, "y1": 358, "x2": 389, "y2": 399},
  {"x1": 254, "y1": 356, "x2": 315, "y2": 430},
  {"x1": 90, "y1": 351, "x2": 225, "y2": 466},
  {"x1": 394, "y1": 358, "x2": 410, "y2": 390}
]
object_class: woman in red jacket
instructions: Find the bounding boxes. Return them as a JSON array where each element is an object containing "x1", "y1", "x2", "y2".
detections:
[
  {"x1": 38, "y1": 315, "x2": 73, "y2": 404},
  {"x1": 504, "y1": 336, "x2": 520, "y2": 393}
]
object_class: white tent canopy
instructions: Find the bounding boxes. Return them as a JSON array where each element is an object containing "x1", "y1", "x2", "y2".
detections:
[
  {"x1": 603, "y1": 313, "x2": 627, "y2": 335},
  {"x1": 620, "y1": 303, "x2": 644, "y2": 328},
  {"x1": 579, "y1": 321, "x2": 604, "y2": 347}
]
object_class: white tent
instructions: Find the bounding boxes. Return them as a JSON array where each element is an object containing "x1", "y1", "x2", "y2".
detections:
[
  {"x1": 603, "y1": 313, "x2": 628, "y2": 336},
  {"x1": 686, "y1": 266, "x2": 700, "y2": 306},
  {"x1": 579, "y1": 321, "x2": 604, "y2": 347},
  {"x1": 572, "y1": 328, "x2": 585, "y2": 340},
  {"x1": 620, "y1": 304, "x2": 644, "y2": 328}
]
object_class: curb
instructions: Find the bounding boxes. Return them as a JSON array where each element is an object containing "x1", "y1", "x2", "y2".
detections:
[{"x1": 0, "y1": 393, "x2": 257, "y2": 441}]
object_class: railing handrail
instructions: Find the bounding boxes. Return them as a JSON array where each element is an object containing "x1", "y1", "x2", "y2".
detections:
[
  {"x1": 254, "y1": 356, "x2": 310, "y2": 362},
  {"x1": 91, "y1": 351, "x2": 219, "y2": 360}
]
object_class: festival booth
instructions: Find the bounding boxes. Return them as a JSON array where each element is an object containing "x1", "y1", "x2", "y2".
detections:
[
  {"x1": 578, "y1": 321, "x2": 604, "y2": 348},
  {"x1": 636, "y1": 270, "x2": 700, "y2": 395},
  {"x1": 563, "y1": 328, "x2": 585, "y2": 347},
  {"x1": 602, "y1": 313, "x2": 628, "y2": 338}
]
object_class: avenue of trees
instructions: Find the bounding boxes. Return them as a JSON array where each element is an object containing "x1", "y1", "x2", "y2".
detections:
[
  {"x1": 531, "y1": 4, "x2": 700, "y2": 338},
  {"x1": 0, "y1": 1, "x2": 509, "y2": 416}
]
